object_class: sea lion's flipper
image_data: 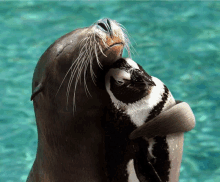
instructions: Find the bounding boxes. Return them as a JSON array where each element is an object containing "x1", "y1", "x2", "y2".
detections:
[
  {"x1": 31, "y1": 83, "x2": 43, "y2": 101},
  {"x1": 129, "y1": 102, "x2": 195, "y2": 140}
]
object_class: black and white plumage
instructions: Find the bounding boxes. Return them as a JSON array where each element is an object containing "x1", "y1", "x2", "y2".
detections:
[{"x1": 104, "y1": 58, "x2": 184, "y2": 182}]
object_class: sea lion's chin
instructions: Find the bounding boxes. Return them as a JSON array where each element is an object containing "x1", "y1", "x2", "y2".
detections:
[{"x1": 100, "y1": 44, "x2": 124, "y2": 67}]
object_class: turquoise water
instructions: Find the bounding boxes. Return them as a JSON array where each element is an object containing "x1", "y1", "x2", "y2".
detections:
[{"x1": 1, "y1": 1, "x2": 220, "y2": 182}]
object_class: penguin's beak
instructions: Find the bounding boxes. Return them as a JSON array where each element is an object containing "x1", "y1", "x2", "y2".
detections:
[
  {"x1": 146, "y1": 79, "x2": 156, "y2": 86},
  {"x1": 131, "y1": 69, "x2": 156, "y2": 87}
]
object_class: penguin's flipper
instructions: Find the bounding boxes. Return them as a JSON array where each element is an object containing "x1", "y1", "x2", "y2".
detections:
[{"x1": 129, "y1": 102, "x2": 195, "y2": 140}]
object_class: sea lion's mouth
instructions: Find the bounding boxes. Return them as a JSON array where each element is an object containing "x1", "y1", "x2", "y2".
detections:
[
  {"x1": 98, "y1": 42, "x2": 124, "y2": 66},
  {"x1": 103, "y1": 42, "x2": 124, "y2": 52}
]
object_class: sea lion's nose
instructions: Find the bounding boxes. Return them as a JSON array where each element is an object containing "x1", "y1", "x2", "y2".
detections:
[{"x1": 96, "y1": 18, "x2": 113, "y2": 36}]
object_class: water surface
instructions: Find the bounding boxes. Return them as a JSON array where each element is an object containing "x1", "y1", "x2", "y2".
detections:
[{"x1": 1, "y1": 1, "x2": 219, "y2": 182}]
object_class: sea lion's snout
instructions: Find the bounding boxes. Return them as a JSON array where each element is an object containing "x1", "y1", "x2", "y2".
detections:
[
  {"x1": 90, "y1": 18, "x2": 129, "y2": 67},
  {"x1": 96, "y1": 18, "x2": 113, "y2": 37}
]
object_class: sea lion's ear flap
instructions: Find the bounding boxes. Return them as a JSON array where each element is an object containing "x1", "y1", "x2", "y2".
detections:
[
  {"x1": 31, "y1": 83, "x2": 44, "y2": 101},
  {"x1": 129, "y1": 102, "x2": 196, "y2": 140}
]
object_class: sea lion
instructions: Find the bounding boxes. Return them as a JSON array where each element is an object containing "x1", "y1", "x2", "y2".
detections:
[
  {"x1": 104, "y1": 58, "x2": 195, "y2": 182},
  {"x1": 27, "y1": 18, "x2": 130, "y2": 182}
]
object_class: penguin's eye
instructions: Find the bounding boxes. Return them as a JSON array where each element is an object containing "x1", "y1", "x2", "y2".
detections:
[{"x1": 116, "y1": 80, "x2": 124, "y2": 86}]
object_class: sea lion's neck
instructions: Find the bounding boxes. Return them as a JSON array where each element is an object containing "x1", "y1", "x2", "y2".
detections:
[{"x1": 33, "y1": 63, "x2": 109, "y2": 181}]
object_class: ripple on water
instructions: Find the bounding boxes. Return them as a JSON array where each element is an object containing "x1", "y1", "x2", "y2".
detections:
[{"x1": 0, "y1": 1, "x2": 219, "y2": 182}]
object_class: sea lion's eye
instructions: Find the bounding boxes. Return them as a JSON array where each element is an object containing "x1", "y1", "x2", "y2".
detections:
[{"x1": 116, "y1": 80, "x2": 124, "y2": 86}]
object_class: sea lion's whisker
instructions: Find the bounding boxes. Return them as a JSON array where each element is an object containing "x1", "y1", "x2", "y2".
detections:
[
  {"x1": 101, "y1": 38, "x2": 109, "y2": 49},
  {"x1": 96, "y1": 34, "x2": 108, "y2": 49},
  {"x1": 72, "y1": 55, "x2": 88, "y2": 112},
  {"x1": 56, "y1": 59, "x2": 78, "y2": 97},
  {"x1": 123, "y1": 41, "x2": 132, "y2": 57},
  {"x1": 87, "y1": 36, "x2": 97, "y2": 85},
  {"x1": 94, "y1": 44, "x2": 103, "y2": 70},
  {"x1": 72, "y1": 37, "x2": 94, "y2": 111},
  {"x1": 66, "y1": 41, "x2": 89, "y2": 106},
  {"x1": 71, "y1": 52, "x2": 90, "y2": 111},
  {"x1": 117, "y1": 23, "x2": 131, "y2": 39},
  {"x1": 79, "y1": 37, "x2": 89, "y2": 47},
  {"x1": 83, "y1": 58, "x2": 92, "y2": 97},
  {"x1": 116, "y1": 23, "x2": 132, "y2": 56},
  {"x1": 57, "y1": 48, "x2": 86, "y2": 97},
  {"x1": 124, "y1": 36, "x2": 131, "y2": 45},
  {"x1": 119, "y1": 26, "x2": 131, "y2": 39},
  {"x1": 56, "y1": 37, "x2": 90, "y2": 97},
  {"x1": 93, "y1": 34, "x2": 103, "y2": 70},
  {"x1": 97, "y1": 41, "x2": 107, "y2": 57},
  {"x1": 96, "y1": 34, "x2": 109, "y2": 49},
  {"x1": 72, "y1": 34, "x2": 95, "y2": 111},
  {"x1": 90, "y1": 67, "x2": 96, "y2": 85},
  {"x1": 66, "y1": 56, "x2": 83, "y2": 107},
  {"x1": 128, "y1": 46, "x2": 137, "y2": 57},
  {"x1": 90, "y1": 58, "x2": 97, "y2": 85},
  {"x1": 89, "y1": 55, "x2": 97, "y2": 85},
  {"x1": 124, "y1": 37, "x2": 136, "y2": 56},
  {"x1": 118, "y1": 24, "x2": 127, "y2": 32},
  {"x1": 76, "y1": 48, "x2": 88, "y2": 86},
  {"x1": 96, "y1": 33, "x2": 106, "y2": 42},
  {"x1": 125, "y1": 44, "x2": 132, "y2": 58},
  {"x1": 120, "y1": 28, "x2": 136, "y2": 57},
  {"x1": 93, "y1": 34, "x2": 107, "y2": 58},
  {"x1": 81, "y1": 37, "x2": 95, "y2": 97}
]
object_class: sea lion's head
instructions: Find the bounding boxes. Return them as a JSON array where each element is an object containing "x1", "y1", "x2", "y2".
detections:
[
  {"x1": 105, "y1": 58, "x2": 156, "y2": 106},
  {"x1": 31, "y1": 18, "x2": 130, "y2": 108}
]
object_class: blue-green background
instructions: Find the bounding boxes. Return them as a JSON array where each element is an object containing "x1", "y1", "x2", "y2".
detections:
[{"x1": 1, "y1": 1, "x2": 219, "y2": 182}]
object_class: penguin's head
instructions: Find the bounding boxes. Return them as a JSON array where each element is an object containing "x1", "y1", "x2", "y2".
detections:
[{"x1": 105, "y1": 58, "x2": 156, "y2": 105}]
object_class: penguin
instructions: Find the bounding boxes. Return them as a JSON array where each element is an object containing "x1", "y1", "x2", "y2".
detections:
[{"x1": 104, "y1": 58, "x2": 184, "y2": 182}]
